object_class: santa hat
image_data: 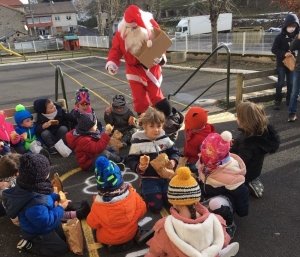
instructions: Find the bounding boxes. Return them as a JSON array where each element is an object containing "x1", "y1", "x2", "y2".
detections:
[
  {"x1": 184, "y1": 107, "x2": 208, "y2": 130},
  {"x1": 123, "y1": 5, "x2": 153, "y2": 47},
  {"x1": 75, "y1": 87, "x2": 90, "y2": 105},
  {"x1": 201, "y1": 131, "x2": 232, "y2": 167}
]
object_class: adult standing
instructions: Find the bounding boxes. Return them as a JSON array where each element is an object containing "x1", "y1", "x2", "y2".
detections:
[
  {"x1": 105, "y1": 5, "x2": 166, "y2": 115},
  {"x1": 271, "y1": 13, "x2": 299, "y2": 110}
]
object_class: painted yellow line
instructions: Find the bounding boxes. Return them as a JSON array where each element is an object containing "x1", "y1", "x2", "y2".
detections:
[
  {"x1": 160, "y1": 207, "x2": 169, "y2": 217},
  {"x1": 81, "y1": 219, "x2": 103, "y2": 257},
  {"x1": 59, "y1": 167, "x2": 82, "y2": 182}
]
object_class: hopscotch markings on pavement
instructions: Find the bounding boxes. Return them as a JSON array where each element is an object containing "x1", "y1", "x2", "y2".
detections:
[{"x1": 125, "y1": 248, "x2": 150, "y2": 257}]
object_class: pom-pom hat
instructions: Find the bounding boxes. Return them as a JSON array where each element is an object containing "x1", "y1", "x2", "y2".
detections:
[
  {"x1": 201, "y1": 131, "x2": 232, "y2": 167},
  {"x1": 112, "y1": 94, "x2": 126, "y2": 108},
  {"x1": 14, "y1": 104, "x2": 33, "y2": 127},
  {"x1": 75, "y1": 87, "x2": 90, "y2": 105},
  {"x1": 168, "y1": 167, "x2": 201, "y2": 206},
  {"x1": 155, "y1": 98, "x2": 172, "y2": 117},
  {"x1": 73, "y1": 110, "x2": 96, "y2": 133},
  {"x1": 123, "y1": 5, "x2": 153, "y2": 47},
  {"x1": 184, "y1": 107, "x2": 208, "y2": 130},
  {"x1": 95, "y1": 156, "x2": 123, "y2": 192}
]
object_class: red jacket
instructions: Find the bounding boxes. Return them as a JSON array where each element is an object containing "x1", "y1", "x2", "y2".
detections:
[
  {"x1": 66, "y1": 130, "x2": 110, "y2": 170},
  {"x1": 184, "y1": 123, "x2": 216, "y2": 163},
  {"x1": 87, "y1": 186, "x2": 146, "y2": 245}
]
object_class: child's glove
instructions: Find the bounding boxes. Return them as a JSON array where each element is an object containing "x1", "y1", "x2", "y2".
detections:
[{"x1": 107, "y1": 64, "x2": 118, "y2": 75}]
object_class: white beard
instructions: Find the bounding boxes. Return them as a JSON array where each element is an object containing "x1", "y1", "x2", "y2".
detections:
[{"x1": 124, "y1": 27, "x2": 149, "y2": 55}]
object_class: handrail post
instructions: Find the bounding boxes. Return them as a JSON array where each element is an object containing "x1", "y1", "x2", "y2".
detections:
[
  {"x1": 235, "y1": 73, "x2": 244, "y2": 108},
  {"x1": 55, "y1": 65, "x2": 69, "y2": 110}
]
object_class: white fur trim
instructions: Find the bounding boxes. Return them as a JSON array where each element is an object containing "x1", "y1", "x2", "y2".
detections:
[
  {"x1": 146, "y1": 68, "x2": 162, "y2": 87},
  {"x1": 147, "y1": 40, "x2": 152, "y2": 47},
  {"x1": 221, "y1": 131, "x2": 232, "y2": 142},
  {"x1": 124, "y1": 21, "x2": 137, "y2": 27},
  {"x1": 105, "y1": 61, "x2": 118, "y2": 71},
  {"x1": 126, "y1": 74, "x2": 148, "y2": 86},
  {"x1": 162, "y1": 54, "x2": 167, "y2": 64},
  {"x1": 164, "y1": 214, "x2": 224, "y2": 257}
]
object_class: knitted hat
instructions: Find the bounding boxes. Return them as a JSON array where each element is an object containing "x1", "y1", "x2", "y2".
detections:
[
  {"x1": 155, "y1": 98, "x2": 172, "y2": 117},
  {"x1": 14, "y1": 104, "x2": 33, "y2": 127},
  {"x1": 168, "y1": 167, "x2": 201, "y2": 206},
  {"x1": 75, "y1": 87, "x2": 90, "y2": 105},
  {"x1": 95, "y1": 156, "x2": 124, "y2": 192},
  {"x1": 123, "y1": 5, "x2": 153, "y2": 47},
  {"x1": 112, "y1": 94, "x2": 126, "y2": 108},
  {"x1": 34, "y1": 98, "x2": 47, "y2": 114},
  {"x1": 74, "y1": 110, "x2": 96, "y2": 132},
  {"x1": 0, "y1": 154, "x2": 21, "y2": 179},
  {"x1": 184, "y1": 107, "x2": 208, "y2": 130},
  {"x1": 16, "y1": 153, "x2": 50, "y2": 189},
  {"x1": 201, "y1": 131, "x2": 232, "y2": 166}
]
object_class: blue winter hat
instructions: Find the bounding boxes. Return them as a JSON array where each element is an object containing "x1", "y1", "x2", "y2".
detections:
[
  {"x1": 95, "y1": 156, "x2": 123, "y2": 192},
  {"x1": 14, "y1": 104, "x2": 33, "y2": 127}
]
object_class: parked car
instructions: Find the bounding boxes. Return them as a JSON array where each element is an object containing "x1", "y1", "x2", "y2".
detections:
[
  {"x1": 39, "y1": 35, "x2": 56, "y2": 40},
  {"x1": 265, "y1": 27, "x2": 281, "y2": 32}
]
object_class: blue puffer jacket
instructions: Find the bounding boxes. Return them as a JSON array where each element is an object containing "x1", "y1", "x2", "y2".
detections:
[{"x1": 2, "y1": 185, "x2": 64, "y2": 237}]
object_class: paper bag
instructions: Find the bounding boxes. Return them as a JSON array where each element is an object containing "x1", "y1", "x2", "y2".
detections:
[
  {"x1": 282, "y1": 55, "x2": 296, "y2": 71},
  {"x1": 150, "y1": 153, "x2": 175, "y2": 179},
  {"x1": 29, "y1": 140, "x2": 43, "y2": 154},
  {"x1": 62, "y1": 218, "x2": 83, "y2": 255},
  {"x1": 54, "y1": 139, "x2": 72, "y2": 157}
]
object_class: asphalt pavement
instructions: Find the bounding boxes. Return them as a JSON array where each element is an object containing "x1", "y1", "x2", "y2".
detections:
[{"x1": 0, "y1": 57, "x2": 299, "y2": 257}]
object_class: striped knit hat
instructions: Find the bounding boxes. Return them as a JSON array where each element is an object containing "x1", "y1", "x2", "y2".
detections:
[{"x1": 168, "y1": 167, "x2": 201, "y2": 206}]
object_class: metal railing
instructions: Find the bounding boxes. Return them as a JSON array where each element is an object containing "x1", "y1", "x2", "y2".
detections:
[
  {"x1": 55, "y1": 65, "x2": 69, "y2": 110},
  {"x1": 168, "y1": 44, "x2": 231, "y2": 111}
]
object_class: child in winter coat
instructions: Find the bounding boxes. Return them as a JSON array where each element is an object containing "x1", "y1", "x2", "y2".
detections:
[
  {"x1": 66, "y1": 110, "x2": 123, "y2": 171},
  {"x1": 231, "y1": 101, "x2": 280, "y2": 198},
  {"x1": 2, "y1": 153, "x2": 69, "y2": 256},
  {"x1": 0, "y1": 110, "x2": 19, "y2": 155},
  {"x1": 0, "y1": 154, "x2": 20, "y2": 217},
  {"x1": 126, "y1": 108, "x2": 180, "y2": 213},
  {"x1": 155, "y1": 98, "x2": 184, "y2": 142},
  {"x1": 87, "y1": 156, "x2": 146, "y2": 254},
  {"x1": 146, "y1": 167, "x2": 239, "y2": 257},
  {"x1": 104, "y1": 94, "x2": 137, "y2": 147},
  {"x1": 70, "y1": 86, "x2": 103, "y2": 131},
  {"x1": 183, "y1": 107, "x2": 215, "y2": 173},
  {"x1": 197, "y1": 131, "x2": 249, "y2": 239},
  {"x1": 34, "y1": 98, "x2": 76, "y2": 155}
]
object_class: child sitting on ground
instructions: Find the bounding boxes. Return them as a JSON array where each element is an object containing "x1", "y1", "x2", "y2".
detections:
[
  {"x1": 34, "y1": 98, "x2": 76, "y2": 155},
  {"x1": 0, "y1": 154, "x2": 20, "y2": 218},
  {"x1": 155, "y1": 98, "x2": 184, "y2": 142},
  {"x1": 70, "y1": 86, "x2": 103, "y2": 132},
  {"x1": 2, "y1": 153, "x2": 70, "y2": 256},
  {"x1": 231, "y1": 101, "x2": 280, "y2": 198},
  {"x1": 146, "y1": 166, "x2": 239, "y2": 257},
  {"x1": 104, "y1": 94, "x2": 137, "y2": 147},
  {"x1": 0, "y1": 110, "x2": 19, "y2": 155},
  {"x1": 126, "y1": 108, "x2": 180, "y2": 213},
  {"x1": 86, "y1": 156, "x2": 146, "y2": 254},
  {"x1": 66, "y1": 110, "x2": 123, "y2": 171},
  {"x1": 197, "y1": 131, "x2": 249, "y2": 239},
  {"x1": 184, "y1": 106, "x2": 216, "y2": 173}
]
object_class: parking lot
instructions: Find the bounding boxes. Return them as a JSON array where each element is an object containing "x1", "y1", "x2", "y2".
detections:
[{"x1": 1, "y1": 57, "x2": 299, "y2": 257}]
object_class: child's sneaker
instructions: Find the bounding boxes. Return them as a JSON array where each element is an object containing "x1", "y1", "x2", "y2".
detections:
[
  {"x1": 219, "y1": 242, "x2": 239, "y2": 257},
  {"x1": 17, "y1": 239, "x2": 33, "y2": 250},
  {"x1": 48, "y1": 146, "x2": 58, "y2": 155},
  {"x1": 134, "y1": 228, "x2": 154, "y2": 245},
  {"x1": 40, "y1": 148, "x2": 51, "y2": 165},
  {"x1": 107, "y1": 239, "x2": 134, "y2": 253},
  {"x1": 226, "y1": 220, "x2": 237, "y2": 239},
  {"x1": 76, "y1": 200, "x2": 91, "y2": 220},
  {"x1": 248, "y1": 178, "x2": 264, "y2": 198}
]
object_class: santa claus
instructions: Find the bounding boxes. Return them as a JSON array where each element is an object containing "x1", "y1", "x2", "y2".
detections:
[{"x1": 105, "y1": 5, "x2": 167, "y2": 115}]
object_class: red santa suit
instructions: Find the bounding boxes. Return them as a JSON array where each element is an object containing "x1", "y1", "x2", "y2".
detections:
[{"x1": 106, "y1": 5, "x2": 165, "y2": 114}]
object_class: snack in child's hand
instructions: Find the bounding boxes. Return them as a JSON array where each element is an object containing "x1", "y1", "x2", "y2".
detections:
[
  {"x1": 50, "y1": 120, "x2": 59, "y2": 125},
  {"x1": 10, "y1": 131, "x2": 18, "y2": 140},
  {"x1": 53, "y1": 186, "x2": 58, "y2": 194},
  {"x1": 128, "y1": 116, "x2": 136, "y2": 125},
  {"x1": 58, "y1": 191, "x2": 67, "y2": 203},
  {"x1": 0, "y1": 141, "x2": 4, "y2": 147},
  {"x1": 140, "y1": 155, "x2": 150, "y2": 166},
  {"x1": 22, "y1": 132, "x2": 28, "y2": 141},
  {"x1": 105, "y1": 124, "x2": 113, "y2": 133}
]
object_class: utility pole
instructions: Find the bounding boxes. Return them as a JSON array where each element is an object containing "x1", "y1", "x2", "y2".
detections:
[
  {"x1": 28, "y1": 0, "x2": 37, "y2": 37},
  {"x1": 97, "y1": 0, "x2": 103, "y2": 35}
]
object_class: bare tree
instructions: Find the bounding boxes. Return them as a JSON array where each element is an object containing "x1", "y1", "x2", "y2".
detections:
[{"x1": 271, "y1": 0, "x2": 300, "y2": 15}]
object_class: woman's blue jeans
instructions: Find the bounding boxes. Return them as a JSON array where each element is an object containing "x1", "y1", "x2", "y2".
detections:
[{"x1": 288, "y1": 70, "x2": 300, "y2": 113}]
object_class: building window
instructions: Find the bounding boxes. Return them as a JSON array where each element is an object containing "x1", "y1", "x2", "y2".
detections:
[
  {"x1": 40, "y1": 17, "x2": 51, "y2": 23},
  {"x1": 55, "y1": 16, "x2": 60, "y2": 21},
  {"x1": 66, "y1": 15, "x2": 71, "y2": 20},
  {"x1": 27, "y1": 18, "x2": 39, "y2": 24}
]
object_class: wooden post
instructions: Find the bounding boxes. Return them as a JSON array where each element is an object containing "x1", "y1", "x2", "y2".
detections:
[{"x1": 236, "y1": 73, "x2": 244, "y2": 108}]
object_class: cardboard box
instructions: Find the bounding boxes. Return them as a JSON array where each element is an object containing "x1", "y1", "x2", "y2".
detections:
[{"x1": 134, "y1": 27, "x2": 173, "y2": 69}]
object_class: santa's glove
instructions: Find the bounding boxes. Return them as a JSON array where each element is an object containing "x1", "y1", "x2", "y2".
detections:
[
  {"x1": 107, "y1": 64, "x2": 117, "y2": 75},
  {"x1": 153, "y1": 57, "x2": 162, "y2": 65}
]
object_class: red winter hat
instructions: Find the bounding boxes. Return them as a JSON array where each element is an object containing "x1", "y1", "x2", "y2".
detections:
[
  {"x1": 124, "y1": 5, "x2": 153, "y2": 47},
  {"x1": 184, "y1": 107, "x2": 208, "y2": 130}
]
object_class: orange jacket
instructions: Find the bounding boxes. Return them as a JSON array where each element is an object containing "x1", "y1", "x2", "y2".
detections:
[{"x1": 86, "y1": 186, "x2": 146, "y2": 245}]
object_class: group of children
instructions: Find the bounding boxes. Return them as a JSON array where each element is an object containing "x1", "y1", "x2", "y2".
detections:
[{"x1": 0, "y1": 86, "x2": 280, "y2": 256}]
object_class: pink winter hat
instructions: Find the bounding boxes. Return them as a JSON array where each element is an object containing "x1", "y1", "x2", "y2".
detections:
[{"x1": 201, "y1": 131, "x2": 232, "y2": 166}]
